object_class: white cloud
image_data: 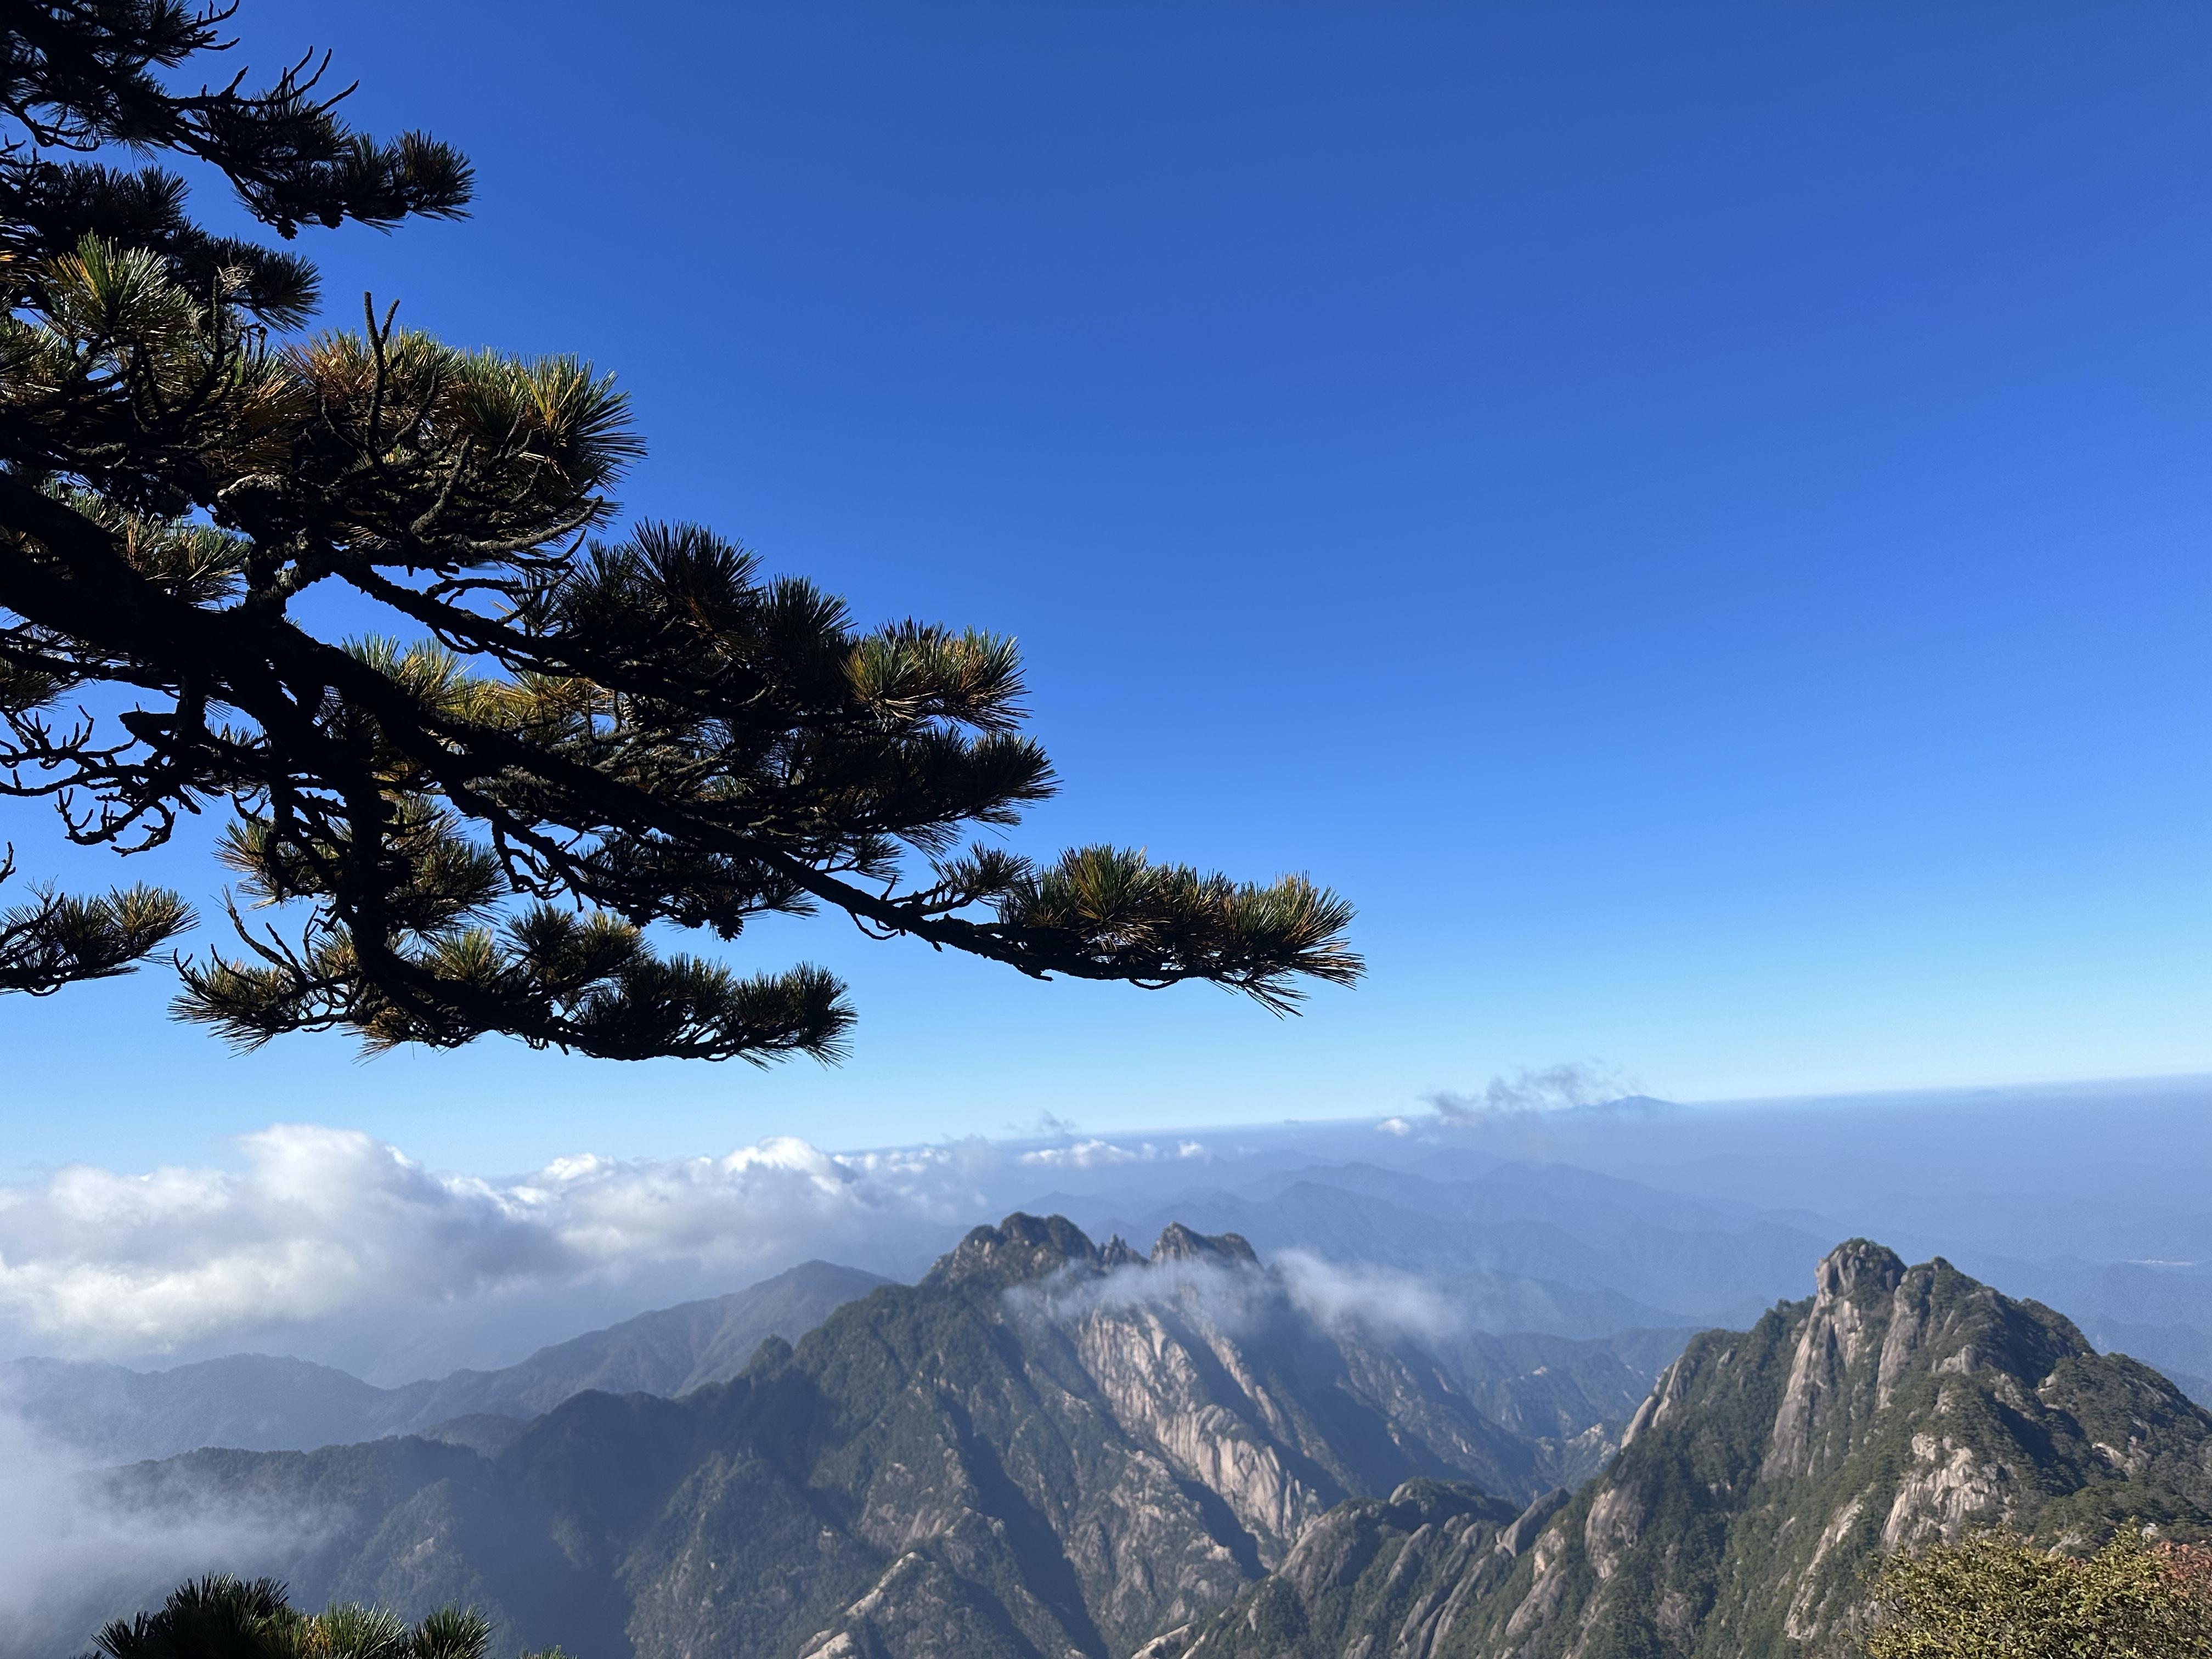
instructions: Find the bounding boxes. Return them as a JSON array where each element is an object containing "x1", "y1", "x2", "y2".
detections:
[
  {"x1": 1376, "y1": 1116, "x2": 1414, "y2": 1137},
  {"x1": 0, "y1": 1409, "x2": 302, "y2": 1657},
  {"x1": 0, "y1": 1124, "x2": 999, "y2": 1363},
  {"x1": 1423, "y1": 1060, "x2": 1636, "y2": 1122},
  {"x1": 0, "y1": 1120, "x2": 1468, "y2": 1381},
  {"x1": 1015, "y1": 1138, "x2": 1207, "y2": 1169},
  {"x1": 1012, "y1": 1252, "x2": 1273, "y2": 1339},
  {"x1": 1273, "y1": 1249, "x2": 1460, "y2": 1341},
  {"x1": 1011, "y1": 1244, "x2": 1465, "y2": 1358}
]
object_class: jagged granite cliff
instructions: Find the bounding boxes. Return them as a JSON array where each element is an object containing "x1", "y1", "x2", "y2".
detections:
[
  {"x1": 66, "y1": 1215, "x2": 1565, "y2": 1659},
  {"x1": 1163, "y1": 1239, "x2": 2212, "y2": 1659}
]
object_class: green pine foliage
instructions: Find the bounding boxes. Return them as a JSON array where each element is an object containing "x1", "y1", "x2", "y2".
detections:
[
  {"x1": 1863, "y1": 1531, "x2": 2212, "y2": 1659},
  {"x1": 84, "y1": 1573, "x2": 551, "y2": 1659},
  {"x1": 0, "y1": 4, "x2": 1358, "y2": 1060},
  {"x1": 0, "y1": 854, "x2": 190, "y2": 991}
]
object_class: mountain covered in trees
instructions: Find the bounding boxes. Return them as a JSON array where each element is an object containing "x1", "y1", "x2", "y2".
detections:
[
  {"x1": 1161, "y1": 1239, "x2": 2212, "y2": 1659},
  {"x1": 50, "y1": 1217, "x2": 1608, "y2": 1659},
  {"x1": 46, "y1": 1231, "x2": 2212, "y2": 1659}
]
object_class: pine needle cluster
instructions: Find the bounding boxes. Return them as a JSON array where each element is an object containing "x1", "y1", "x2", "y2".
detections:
[
  {"x1": 1863, "y1": 1529, "x2": 2212, "y2": 1659},
  {"x1": 0, "y1": 4, "x2": 1359, "y2": 1062},
  {"x1": 86, "y1": 1574, "x2": 563, "y2": 1659}
]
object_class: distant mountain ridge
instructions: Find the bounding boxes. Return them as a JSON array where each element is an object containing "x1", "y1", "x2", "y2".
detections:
[
  {"x1": 1164, "y1": 1239, "x2": 2212, "y2": 1659},
  {"x1": 0, "y1": 1260, "x2": 888, "y2": 1462},
  {"x1": 1053, "y1": 1158, "x2": 1842, "y2": 1337}
]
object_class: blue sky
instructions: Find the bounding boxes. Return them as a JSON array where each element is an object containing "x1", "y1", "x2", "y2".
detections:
[{"x1": 3, "y1": 0, "x2": 2210, "y2": 1178}]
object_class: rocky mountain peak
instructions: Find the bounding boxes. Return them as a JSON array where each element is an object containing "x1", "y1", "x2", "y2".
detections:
[
  {"x1": 922, "y1": 1215, "x2": 1266, "y2": 1291},
  {"x1": 921, "y1": 1211, "x2": 1102, "y2": 1289},
  {"x1": 1815, "y1": 1236, "x2": 1906, "y2": 1304},
  {"x1": 1149, "y1": 1221, "x2": 1259, "y2": 1266},
  {"x1": 1170, "y1": 1241, "x2": 2212, "y2": 1659},
  {"x1": 1543, "y1": 1244, "x2": 2210, "y2": 1651}
]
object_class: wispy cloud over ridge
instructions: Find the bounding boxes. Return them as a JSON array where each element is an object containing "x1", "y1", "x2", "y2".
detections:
[
  {"x1": 1006, "y1": 1242, "x2": 1466, "y2": 1352},
  {"x1": 1273, "y1": 1249, "x2": 1463, "y2": 1340},
  {"x1": 0, "y1": 1409, "x2": 303, "y2": 1655}
]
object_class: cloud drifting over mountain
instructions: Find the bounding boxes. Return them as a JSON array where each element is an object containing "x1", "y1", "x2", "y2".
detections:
[
  {"x1": 0, "y1": 1124, "x2": 1016, "y2": 1361},
  {"x1": 1274, "y1": 1249, "x2": 1463, "y2": 1341},
  {"x1": 0, "y1": 1408, "x2": 302, "y2": 1653},
  {"x1": 1015, "y1": 1245, "x2": 1468, "y2": 1353}
]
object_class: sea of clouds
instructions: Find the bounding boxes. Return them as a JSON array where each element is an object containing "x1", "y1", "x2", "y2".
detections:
[
  {"x1": 0, "y1": 1124, "x2": 1032, "y2": 1374},
  {"x1": 0, "y1": 1062, "x2": 1644, "y2": 1376},
  {"x1": 0, "y1": 1116, "x2": 1304, "y2": 1379}
]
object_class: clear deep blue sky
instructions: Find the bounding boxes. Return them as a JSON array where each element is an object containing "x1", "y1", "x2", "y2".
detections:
[{"x1": 3, "y1": 1, "x2": 2210, "y2": 1177}]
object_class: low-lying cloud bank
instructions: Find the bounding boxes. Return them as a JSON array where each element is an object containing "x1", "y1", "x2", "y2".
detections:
[
  {"x1": 1017, "y1": 1138, "x2": 1206, "y2": 1169},
  {"x1": 1423, "y1": 1061, "x2": 1637, "y2": 1121},
  {"x1": 0, "y1": 1408, "x2": 300, "y2": 1658},
  {"x1": 0, "y1": 1125, "x2": 1023, "y2": 1368},
  {"x1": 0, "y1": 1074, "x2": 1681, "y2": 1378},
  {"x1": 0, "y1": 1060, "x2": 1688, "y2": 1375},
  {"x1": 1273, "y1": 1249, "x2": 1463, "y2": 1340},
  {"x1": 0, "y1": 1124, "x2": 1237, "y2": 1374}
]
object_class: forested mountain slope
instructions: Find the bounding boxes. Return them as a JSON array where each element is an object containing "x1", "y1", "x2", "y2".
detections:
[
  {"x1": 1164, "y1": 1239, "x2": 2212, "y2": 1659},
  {"x1": 59, "y1": 1216, "x2": 1565, "y2": 1659}
]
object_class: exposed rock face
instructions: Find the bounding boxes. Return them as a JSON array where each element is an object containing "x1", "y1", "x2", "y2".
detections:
[
  {"x1": 1172, "y1": 1240, "x2": 2212, "y2": 1659},
  {"x1": 1141, "y1": 1481, "x2": 1544, "y2": 1659},
  {"x1": 924, "y1": 1212, "x2": 1105, "y2": 1290},
  {"x1": 1148, "y1": 1222, "x2": 1260, "y2": 1267},
  {"x1": 74, "y1": 1215, "x2": 1556, "y2": 1659}
]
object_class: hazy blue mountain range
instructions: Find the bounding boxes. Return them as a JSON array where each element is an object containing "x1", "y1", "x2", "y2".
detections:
[
  {"x1": 33, "y1": 1217, "x2": 1622, "y2": 1659},
  {"x1": 1324, "y1": 1083, "x2": 2212, "y2": 1409},
  {"x1": 0, "y1": 1261, "x2": 887, "y2": 1463},
  {"x1": 25, "y1": 1083, "x2": 2206, "y2": 1408},
  {"x1": 1042, "y1": 1157, "x2": 1842, "y2": 1334},
  {"x1": 1016, "y1": 1100, "x2": 2212, "y2": 1408},
  {"x1": 1417, "y1": 1328, "x2": 1690, "y2": 1447},
  {"x1": 1161, "y1": 1239, "x2": 2212, "y2": 1659},
  {"x1": 17, "y1": 1096, "x2": 2211, "y2": 1462}
]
